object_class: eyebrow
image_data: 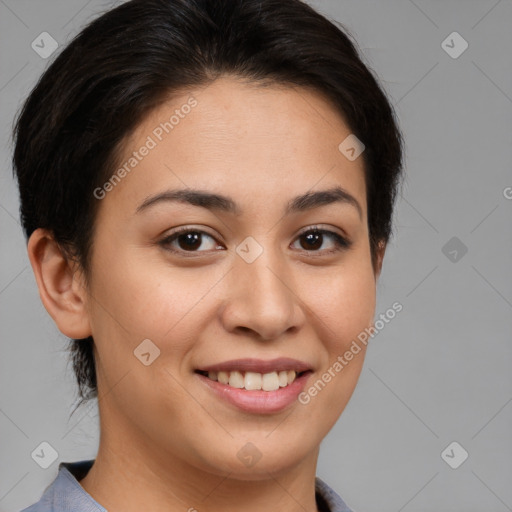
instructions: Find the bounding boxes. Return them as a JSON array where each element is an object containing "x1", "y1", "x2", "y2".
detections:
[{"x1": 135, "y1": 185, "x2": 363, "y2": 220}]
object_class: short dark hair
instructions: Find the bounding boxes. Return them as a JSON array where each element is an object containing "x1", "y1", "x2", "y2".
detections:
[{"x1": 12, "y1": 0, "x2": 404, "y2": 409}]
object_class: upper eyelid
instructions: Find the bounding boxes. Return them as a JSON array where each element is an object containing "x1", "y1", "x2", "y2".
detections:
[
  {"x1": 160, "y1": 225, "x2": 349, "y2": 248},
  {"x1": 162, "y1": 224, "x2": 345, "y2": 238},
  {"x1": 296, "y1": 224, "x2": 346, "y2": 238}
]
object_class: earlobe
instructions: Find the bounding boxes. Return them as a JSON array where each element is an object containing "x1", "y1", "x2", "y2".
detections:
[
  {"x1": 27, "y1": 228, "x2": 92, "y2": 339},
  {"x1": 374, "y1": 240, "x2": 387, "y2": 280}
]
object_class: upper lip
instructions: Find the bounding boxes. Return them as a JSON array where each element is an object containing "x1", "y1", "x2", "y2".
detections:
[{"x1": 196, "y1": 358, "x2": 313, "y2": 374}]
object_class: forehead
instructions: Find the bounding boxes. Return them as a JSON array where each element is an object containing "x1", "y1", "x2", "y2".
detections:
[{"x1": 98, "y1": 76, "x2": 367, "y2": 220}]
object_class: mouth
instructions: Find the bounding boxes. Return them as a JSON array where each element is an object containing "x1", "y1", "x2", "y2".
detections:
[
  {"x1": 194, "y1": 369, "x2": 311, "y2": 391},
  {"x1": 193, "y1": 358, "x2": 313, "y2": 413}
]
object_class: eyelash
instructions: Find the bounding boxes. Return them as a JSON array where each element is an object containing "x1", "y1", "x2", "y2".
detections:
[{"x1": 158, "y1": 225, "x2": 352, "y2": 257}]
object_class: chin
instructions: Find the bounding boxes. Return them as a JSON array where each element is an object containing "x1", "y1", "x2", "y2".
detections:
[{"x1": 198, "y1": 440, "x2": 313, "y2": 480}]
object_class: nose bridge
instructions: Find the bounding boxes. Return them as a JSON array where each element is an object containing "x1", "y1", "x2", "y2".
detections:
[{"x1": 222, "y1": 237, "x2": 301, "y2": 339}]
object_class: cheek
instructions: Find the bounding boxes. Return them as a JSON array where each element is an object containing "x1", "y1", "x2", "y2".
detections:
[
  {"x1": 296, "y1": 265, "x2": 375, "y2": 432},
  {"x1": 303, "y1": 261, "x2": 376, "y2": 347},
  {"x1": 87, "y1": 246, "x2": 231, "y2": 387},
  {"x1": 89, "y1": 235, "x2": 376, "y2": 363},
  {"x1": 88, "y1": 244, "x2": 197, "y2": 337},
  {"x1": 301, "y1": 261, "x2": 374, "y2": 371}
]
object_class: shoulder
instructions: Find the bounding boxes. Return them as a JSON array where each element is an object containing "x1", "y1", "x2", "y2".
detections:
[
  {"x1": 19, "y1": 460, "x2": 105, "y2": 512},
  {"x1": 21, "y1": 462, "x2": 355, "y2": 512},
  {"x1": 315, "y1": 476, "x2": 357, "y2": 512}
]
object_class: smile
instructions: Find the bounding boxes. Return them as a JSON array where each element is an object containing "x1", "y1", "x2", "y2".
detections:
[
  {"x1": 196, "y1": 369, "x2": 309, "y2": 391},
  {"x1": 194, "y1": 358, "x2": 314, "y2": 414}
]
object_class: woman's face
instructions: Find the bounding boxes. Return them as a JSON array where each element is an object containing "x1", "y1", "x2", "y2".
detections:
[{"x1": 82, "y1": 76, "x2": 383, "y2": 478}]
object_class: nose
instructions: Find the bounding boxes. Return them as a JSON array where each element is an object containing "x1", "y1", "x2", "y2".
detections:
[{"x1": 220, "y1": 247, "x2": 305, "y2": 341}]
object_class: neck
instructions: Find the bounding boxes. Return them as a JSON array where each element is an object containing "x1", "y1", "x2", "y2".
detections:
[{"x1": 79, "y1": 410, "x2": 321, "y2": 512}]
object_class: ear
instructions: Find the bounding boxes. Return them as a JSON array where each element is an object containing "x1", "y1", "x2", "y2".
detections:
[
  {"x1": 27, "y1": 228, "x2": 92, "y2": 339},
  {"x1": 373, "y1": 240, "x2": 387, "y2": 280}
]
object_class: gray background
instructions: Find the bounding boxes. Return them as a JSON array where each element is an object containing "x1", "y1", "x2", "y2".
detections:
[{"x1": 1, "y1": 1, "x2": 511, "y2": 511}]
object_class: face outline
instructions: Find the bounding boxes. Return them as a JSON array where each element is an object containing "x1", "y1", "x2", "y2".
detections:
[{"x1": 30, "y1": 76, "x2": 385, "y2": 486}]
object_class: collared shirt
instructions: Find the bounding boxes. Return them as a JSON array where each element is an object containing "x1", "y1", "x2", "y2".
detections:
[{"x1": 20, "y1": 460, "x2": 355, "y2": 512}]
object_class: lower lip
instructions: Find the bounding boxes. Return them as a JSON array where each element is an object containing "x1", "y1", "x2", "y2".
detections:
[{"x1": 196, "y1": 372, "x2": 312, "y2": 414}]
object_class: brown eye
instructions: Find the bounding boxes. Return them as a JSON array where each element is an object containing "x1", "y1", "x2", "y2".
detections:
[
  {"x1": 292, "y1": 228, "x2": 351, "y2": 253},
  {"x1": 159, "y1": 227, "x2": 223, "y2": 254},
  {"x1": 174, "y1": 231, "x2": 202, "y2": 251}
]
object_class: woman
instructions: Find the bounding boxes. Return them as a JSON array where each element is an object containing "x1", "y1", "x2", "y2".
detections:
[{"x1": 13, "y1": 0, "x2": 404, "y2": 510}]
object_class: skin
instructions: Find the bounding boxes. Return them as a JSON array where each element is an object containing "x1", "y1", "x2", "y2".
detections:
[{"x1": 28, "y1": 76, "x2": 385, "y2": 512}]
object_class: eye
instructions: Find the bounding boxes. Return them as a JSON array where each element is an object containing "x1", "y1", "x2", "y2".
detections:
[
  {"x1": 158, "y1": 227, "x2": 223, "y2": 255},
  {"x1": 291, "y1": 226, "x2": 352, "y2": 254},
  {"x1": 158, "y1": 225, "x2": 352, "y2": 257}
]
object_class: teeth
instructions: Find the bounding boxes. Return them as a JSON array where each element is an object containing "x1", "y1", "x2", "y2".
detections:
[
  {"x1": 262, "y1": 371, "x2": 280, "y2": 391},
  {"x1": 228, "y1": 370, "x2": 244, "y2": 389},
  {"x1": 217, "y1": 371, "x2": 229, "y2": 384},
  {"x1": 278, "y1": 370, "x2": 288, "y2": 387},
  {"x1": 204, "y1": 370, "x2": 299, "y2": 390},
  {"x1": 244, "y1": 372, "x2": 262, "y2": 390}
]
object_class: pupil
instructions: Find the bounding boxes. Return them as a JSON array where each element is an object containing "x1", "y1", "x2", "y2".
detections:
[
  {"x1": 304, "y1": 231, "x2": 322, "y2": 250},
  {"x1": 180, "y1": 232, "x2": 201, "y2": 250}
]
